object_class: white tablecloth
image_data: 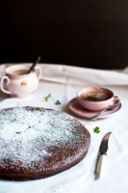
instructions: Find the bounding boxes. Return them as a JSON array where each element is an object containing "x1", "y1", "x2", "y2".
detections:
[{"x1": 0, "y1": 64, "x2": 128, "y2": 193}]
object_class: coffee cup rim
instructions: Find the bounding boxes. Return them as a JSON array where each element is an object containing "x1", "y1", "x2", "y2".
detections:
[
  {"x1": 5, "y1": 64, "x2": 36, "y2": 76},
  {"x1": 77, "y1": 87, "x2": 114, "y2": 102}
]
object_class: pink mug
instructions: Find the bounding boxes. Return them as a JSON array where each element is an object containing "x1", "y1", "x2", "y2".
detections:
[
  {"x1": 0, "y1": 64, "x2": 41, "y2": 97},
  {"x1": 77, "y1": 87, "x2": 114, "y2": 111}
]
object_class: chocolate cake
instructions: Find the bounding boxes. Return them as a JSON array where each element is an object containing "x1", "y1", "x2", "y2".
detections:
[{"x1": 0, "y1": 107, "x2": 90, "y2": 180}]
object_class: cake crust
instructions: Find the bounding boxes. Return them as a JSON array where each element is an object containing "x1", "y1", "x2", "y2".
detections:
[{"x1": 0, "y1": 107, "x2": 90, "y2": 180}]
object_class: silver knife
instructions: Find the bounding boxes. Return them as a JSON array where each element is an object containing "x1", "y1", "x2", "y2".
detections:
[{"x1": 94, "y1": 132, "x2": 112, "y2": 180}]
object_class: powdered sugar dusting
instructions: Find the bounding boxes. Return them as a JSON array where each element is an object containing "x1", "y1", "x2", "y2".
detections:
[{"x1": 0, "y1": 107, "x2": 88, "y2": 169}]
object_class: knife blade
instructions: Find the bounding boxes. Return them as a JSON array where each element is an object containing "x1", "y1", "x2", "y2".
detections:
[{"x1": 94, "y1": 132, "x2": 111, "y2": 180}]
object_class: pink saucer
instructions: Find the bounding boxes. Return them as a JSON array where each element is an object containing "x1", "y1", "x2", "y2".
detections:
[{"x1": 68, "y1": 97, "x2": 121, "y2": 120}]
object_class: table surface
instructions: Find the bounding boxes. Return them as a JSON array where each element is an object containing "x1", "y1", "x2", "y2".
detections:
[{"x1": 0, "y1": 64, "x2": 128, "y2": 193}]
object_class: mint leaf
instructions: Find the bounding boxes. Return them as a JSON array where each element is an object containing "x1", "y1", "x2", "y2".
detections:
[
  {"x1": 55, "y1": 100, "x2": 61, "y2": 105},
  {"x1": 44, "y1": 93, "x2": 51, "y2": 102},
  {"x1": 94, "y1": 126, "x2": 100, "y2": 134}
]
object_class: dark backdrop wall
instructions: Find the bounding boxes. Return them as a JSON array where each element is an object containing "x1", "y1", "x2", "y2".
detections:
[{"x1": 0, "y1": 0, "x2": 128, "y2": 69}]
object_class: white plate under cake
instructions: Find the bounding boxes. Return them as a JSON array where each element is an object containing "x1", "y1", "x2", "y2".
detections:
[{"x1": 0, "y1": 107, "x2": 90, "y2": 180}]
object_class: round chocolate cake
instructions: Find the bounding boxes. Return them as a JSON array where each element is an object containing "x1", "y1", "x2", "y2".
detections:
[{"x1": 0, "y1": 107, "x2": 90, "y2": 180}]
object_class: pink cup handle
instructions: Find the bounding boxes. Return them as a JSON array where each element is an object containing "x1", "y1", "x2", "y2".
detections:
[
  {"x1": 0, "y1": 76, "x2": 11, "y2": 94},
  {"x1": 35, "y1": 66, "x2": 41, "y2": 79}
]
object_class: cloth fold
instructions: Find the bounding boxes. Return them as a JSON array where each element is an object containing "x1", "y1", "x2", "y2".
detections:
[{"x1": 1, "y1": 63, "x2": 128, "y2": 86}]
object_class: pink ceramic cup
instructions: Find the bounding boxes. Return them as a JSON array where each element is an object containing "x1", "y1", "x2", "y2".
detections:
[
  {"x1": 77, "y1": 87, "x2": 114, "y2": 111},
  {"x1": 0, "y1": 64, "x2": 41, "y2": 97}
]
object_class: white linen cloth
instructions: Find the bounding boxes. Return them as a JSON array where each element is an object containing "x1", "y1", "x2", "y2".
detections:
[{"x1": 0, "y1": 63, "x2": 128, "y2": 193}]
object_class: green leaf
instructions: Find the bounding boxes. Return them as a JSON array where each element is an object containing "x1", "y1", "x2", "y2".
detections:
[
  {"x1": 94, "y1": 126, "x2": 100, "y2": 134},
  {"x1": 44, "y1": 93, "x2": 51, "y2": 102},
  {"x1": 55, "y1": 100, "x2": 61, "y2": 105}
]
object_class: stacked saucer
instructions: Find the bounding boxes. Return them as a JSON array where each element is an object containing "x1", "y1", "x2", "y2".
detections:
[{"x1": 68, "y1": 87, "x2": 121, "y2": 120}]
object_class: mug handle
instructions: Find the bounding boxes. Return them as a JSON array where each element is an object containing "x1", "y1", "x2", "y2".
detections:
[
  {"x1": 35, "y1": 66, "x2": 41, "y2": 80},
  {"x1": 0, "y1": 76, "x2": 11, "y2": 94}
]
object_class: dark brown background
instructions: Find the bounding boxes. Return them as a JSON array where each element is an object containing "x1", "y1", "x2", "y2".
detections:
[{"x1": 0, "y1": 0, "x2": 128, "y2": 69}]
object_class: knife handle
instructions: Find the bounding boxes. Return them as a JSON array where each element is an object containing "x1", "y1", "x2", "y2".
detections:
[{"x1": 95, "y1": 154, "x2": 107, "y2": 180}]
